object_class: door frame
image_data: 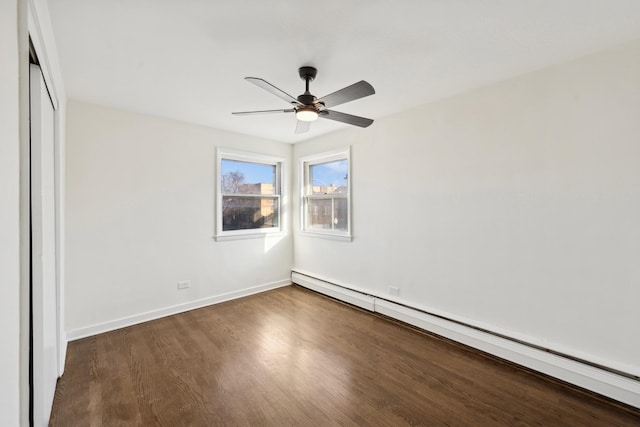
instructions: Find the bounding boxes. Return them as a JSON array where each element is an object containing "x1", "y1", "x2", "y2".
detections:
[
  {"x1": 27, "y1": 0, "x2": 66, "y2": 376},
  {"x1": 22, "y1": 0, "x2": 67, "y2": 423}
]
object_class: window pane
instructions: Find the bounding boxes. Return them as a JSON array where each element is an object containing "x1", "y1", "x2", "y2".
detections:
[
  {"x1": 222, "y1": 196, "x2": 279, "y2": 231},
  {"x1": 306, "y1": 197, "x2": 348, "y2": 231},
  {"x1": 309, "y1": 159, "x2": 348, "y2": 195},
  {"x1": 221, "y1": 159, "x2": 276, "y2": 195}
]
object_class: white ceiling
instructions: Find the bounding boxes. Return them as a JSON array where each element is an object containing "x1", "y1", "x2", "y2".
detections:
[{"x1": 48, "y1": 0, "x2": 640, "y2": 143}]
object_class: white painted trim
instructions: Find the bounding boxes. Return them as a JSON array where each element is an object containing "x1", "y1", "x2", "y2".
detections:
[
  {"x1": 291, "y1": 271, "x2": 640, "y2": 409},
  {"x1": 291, "y1": 272, "x2": 374, "y2": 311},
  {"x1": 27, "y1": 1, "x2": 58, "y2": 109},
  {"x1": 213, "y1": 231, "x2": 286, "y2": 242},
  {"x1": 297, "y1": 231, "x2": 352, "y2": 242},
  {"x1": 298, "y1": 147, "x2": 352, "y2": 164},
  {"x1": 18, "y1": 6, "x2": 31, "y2": 427},
  {"x1": 66, "y1": 279, "x2": 291, "y2": 341},
  {"x1": 28, "y1": 0, "x2": 68, "y2": 378}
]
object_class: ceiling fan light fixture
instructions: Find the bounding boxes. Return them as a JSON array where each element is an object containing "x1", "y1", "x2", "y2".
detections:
[{"x1": 296, "y1": 107, "x2": 319, "y2": 122}]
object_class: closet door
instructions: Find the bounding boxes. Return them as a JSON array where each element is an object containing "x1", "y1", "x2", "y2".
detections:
[{"x1": 30, "y1": 63, "x2": 59, "y2": 426}]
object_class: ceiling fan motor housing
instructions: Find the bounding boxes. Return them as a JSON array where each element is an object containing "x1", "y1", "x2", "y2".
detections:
[
  {"x1": 298, "y1": 66, "x2": 317, "y2": 81},
  {"x1": 296, "y1": 93, "x2": 317, "y2": 106}
]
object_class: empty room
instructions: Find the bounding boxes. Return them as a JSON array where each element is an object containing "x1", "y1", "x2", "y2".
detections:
[{"x1": 3, "y1": 0, "x2": 640, "y2": 425}]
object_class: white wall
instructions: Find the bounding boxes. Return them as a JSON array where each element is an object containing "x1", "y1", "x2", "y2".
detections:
[
  {"x1": 294, "y1": 39, "x2": 640, "y2": 376},
  {"x1": 0, "y1": 0, "x2": 24, "y2": 424},
  {"x1": 65, "y1": 101, "x2": 293, "y2": 335}
]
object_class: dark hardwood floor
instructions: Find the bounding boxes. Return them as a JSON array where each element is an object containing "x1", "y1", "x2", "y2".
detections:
[{"x1": 50, "y1": 285, "x2": 640, "y2": 426}]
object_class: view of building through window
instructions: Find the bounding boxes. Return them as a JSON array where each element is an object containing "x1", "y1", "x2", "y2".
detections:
[
  {"x1": 219, "y1": 151, "x2": 348, "y2": 237},
  {"x1": 305, "y1": 158, "x2": 349, "y2": 232},
  {"x1": 220, "y1": 159, "x2": 279, "y2": 231}
]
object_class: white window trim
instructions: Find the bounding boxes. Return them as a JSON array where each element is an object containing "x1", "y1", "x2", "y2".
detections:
[
  {"x1": 215, "y1": 148, "x2": 286, "y2": 242},
  {"x1": 299, "y1": 147, "x2": 352, "y2": 241}
]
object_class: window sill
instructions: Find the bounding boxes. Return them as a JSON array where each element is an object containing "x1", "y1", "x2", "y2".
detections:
[
  {"x1": 214, "y1": 231, "x2": 286, "y2": 242},
  {"x1": 298, "y1": 231, "x2": 352, "y2": 242}
]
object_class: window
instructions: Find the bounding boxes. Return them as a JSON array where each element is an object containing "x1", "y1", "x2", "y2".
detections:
[
  {"x1": 301, "y1": 148, "x2": 351, "y2": 240},
  {"x1": 216, "y1": 149, "x2": 284, "y2": 241}
]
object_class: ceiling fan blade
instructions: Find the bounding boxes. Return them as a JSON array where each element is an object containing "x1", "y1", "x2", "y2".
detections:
[
  {"x1": 245, "y1": 77, "x2": 300, "y2": 105},
  {"x1": 317, "y1": 80, "x2": 375, "y2": 108},
  {"x1": 320, "y1": 110, "x2": 374, "y2": 128},
  {"x1": 232, "y1": 109, "x2": 295, "y2": 115},
  {"x1": 295, "y1": 120, "x2": 311, "y2": 134}
]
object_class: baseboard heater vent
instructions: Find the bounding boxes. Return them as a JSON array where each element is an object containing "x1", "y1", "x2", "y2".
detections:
[{"x1": 291, "y1": 270, "x2": 640, "y2": 409}]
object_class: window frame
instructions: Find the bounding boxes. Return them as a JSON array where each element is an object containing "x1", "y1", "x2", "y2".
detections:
[
  {"x1": 215, "y1": 148, "x2": 285, "y2": 241},
  {"x1": 300, "y1": 147, "x2": 352, "y2": 241}
]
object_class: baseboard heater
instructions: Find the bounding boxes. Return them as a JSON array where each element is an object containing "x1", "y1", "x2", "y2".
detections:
[{"x1": 291, "y1": 270, "x2": 640, "y2": 409}]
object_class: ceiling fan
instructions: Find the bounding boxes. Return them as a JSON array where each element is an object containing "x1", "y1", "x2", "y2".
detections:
[{"x1": 232, "y1": 66, "x2": 375, "y2": 134}]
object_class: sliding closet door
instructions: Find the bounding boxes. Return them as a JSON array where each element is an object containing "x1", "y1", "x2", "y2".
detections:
[{"x1": 30, "y1": 63, "x2": 59, "y2": 426}]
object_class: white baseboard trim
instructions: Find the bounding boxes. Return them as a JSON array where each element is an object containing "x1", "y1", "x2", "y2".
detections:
[
  {"x1": 66, "y1": 279, "x2": 291, "y2": 341},
  {"x1": 291, "y1": 270, "x2": 640, "y2": 409}
]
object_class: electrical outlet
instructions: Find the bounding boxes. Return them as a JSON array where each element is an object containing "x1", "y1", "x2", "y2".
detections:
[
  {"x1": 388, "y1": 286, "x2": 400, "y2": 296},
  {"x1": 177, "y1": 280, "x2": 190, "y2": 290}
]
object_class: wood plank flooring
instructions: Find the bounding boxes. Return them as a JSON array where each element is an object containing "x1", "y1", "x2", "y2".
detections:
[{"x1": 50, "y1": 285, "x2": 640, "y2": 426}]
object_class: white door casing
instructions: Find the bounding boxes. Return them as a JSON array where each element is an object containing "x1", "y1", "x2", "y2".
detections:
[{"x1": 30, "y1": 63, "x2": 59, "y2": 426}]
